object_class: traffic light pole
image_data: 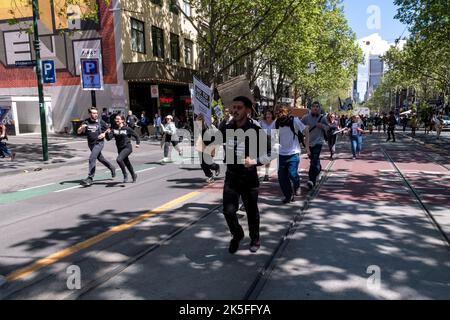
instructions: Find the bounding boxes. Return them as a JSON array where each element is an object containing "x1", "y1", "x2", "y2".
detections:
[{"x1": 32, "y1": 0, "x2": 49, "y2": 161}]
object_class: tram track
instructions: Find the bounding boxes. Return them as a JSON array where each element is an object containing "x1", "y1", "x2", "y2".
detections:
[
  {"x1": 381, "y1": 147, "x2": 450, "y2": 248},
  {"x1": 243, "y1": 158, "x2": 337, "y2": 300},
  {"x1": 67, "y1": 203, "x2": 224, "y2": 300},
  {"x1": 67, "y1": 158, "x2": 339, "y2": 300}
]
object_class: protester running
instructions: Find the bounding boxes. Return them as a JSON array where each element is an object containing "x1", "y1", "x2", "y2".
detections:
[
  {"x1": 218, "y1": 96, "x2": 273, "y2": 254},
  {"x1": 301, "y1": 101, "x2": 329, "y2": 190},
  {"x1": 160, "y1": 115, "x2": 182, "y2": 163},
  {"x1": 275, "y1": 106, "x2": 310, "y2": 203},
  {"x1": 259, "y1": 110, "x2": 276, "y2": 181},
  {"x1": 78, "y1": 107, "x2": 116, "y2": 186},
  {"x1": 106, "y1": 114, "x2": 140, "y2": 183}
]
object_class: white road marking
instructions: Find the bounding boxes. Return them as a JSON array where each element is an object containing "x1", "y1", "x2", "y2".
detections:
[
  {"x1": 54, "y1": 185, "x2": 83, "y2": 193},
  {"x1": 136, "y1": 167, "x2": 156, "y2": 173},
  {"x1": 18, "y1": 183, "x2": 56, "y2": 192}
]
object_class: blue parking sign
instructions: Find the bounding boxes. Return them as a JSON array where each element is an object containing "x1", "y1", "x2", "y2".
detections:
[
  {"x1": 42, "y1": 60, "x2": 56, "y2": 84},
  {"x1": 80, "y1": 58, "x2": 103, "y2": 90}
]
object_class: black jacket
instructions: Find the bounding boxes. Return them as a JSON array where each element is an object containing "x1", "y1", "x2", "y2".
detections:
[
  {"x1": 107, "y1": 126, "x2": 140, "y2": 149},
  {"x1": 219, "y1": 118, "x2": 271, "y2": 183}
]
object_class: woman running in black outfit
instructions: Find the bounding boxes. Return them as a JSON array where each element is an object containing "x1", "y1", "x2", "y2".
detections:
[{"x1": 106, "y1": 115, "x2": 140, "y2": 183}]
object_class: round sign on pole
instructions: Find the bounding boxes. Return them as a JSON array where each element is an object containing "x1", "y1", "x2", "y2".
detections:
[{"x1": 151, "y1": 85, "x2": 159, "y2": 98}]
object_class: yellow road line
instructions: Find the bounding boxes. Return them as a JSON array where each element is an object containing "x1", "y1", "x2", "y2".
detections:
[{"x1": 6, "y1": 191, "x2": 200, "y2": 282}]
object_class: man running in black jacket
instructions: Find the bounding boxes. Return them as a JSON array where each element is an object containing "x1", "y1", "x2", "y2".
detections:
[
  {"x1": 219, "y1": 96, "x2": 273, "y2": 254},
  {"x1": 78, "y1": 107, "x2": 116, "y2": 186}
]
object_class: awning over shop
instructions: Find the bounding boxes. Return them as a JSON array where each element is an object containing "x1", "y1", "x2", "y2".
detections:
[{"x1": 124, "y1": 61, "x2": 201, "y2": 85}]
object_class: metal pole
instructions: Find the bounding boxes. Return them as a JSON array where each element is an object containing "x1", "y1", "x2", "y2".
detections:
[
  {"x1": 32, "y1": 0, "x2": 48, "y2": 161},
  {"x1": 91, "y1": 90, "x2": 97, "y2": 108}
]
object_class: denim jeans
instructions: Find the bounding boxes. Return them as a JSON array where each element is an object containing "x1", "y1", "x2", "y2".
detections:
[
  {"x1": 278, "y1": 153, "x2": 300, "y2": 199},
  {"x1": 0, "y1": 141, "x2": 12, "y2": 157},
  {"x1": 308, "y1": 144, "x2": 322, "y2": 184},
  {"x1": 351, "y1": 136, "x2": 362, "y2": 157}
]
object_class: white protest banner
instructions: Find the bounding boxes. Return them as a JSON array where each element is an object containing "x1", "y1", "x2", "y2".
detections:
[{"x1": 193, "y1": 76, "x2": 212, "y2": 127}]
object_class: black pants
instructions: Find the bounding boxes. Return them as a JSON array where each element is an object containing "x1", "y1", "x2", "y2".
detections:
[
  {"x1": 88, "y1": 142, "x2": 115, "y2": 179},
  {"x1": 117, "y1": 145, "x2": 135, "y2": 178},
  {"x1": 223, "y1": 172, "x2": 260, "y2": 241},
  {"x1": 387, "y1": 127, "x2": 396, "y2": 141},
  {"x1": 198, "y1": 152, "x2": 219, "y2": 178},
  {"x1": 141, "y1": 125, "x2": 149, "y2": 137},
  {"x1": 327, "y1": 134, "x2": 337, "y2": 155},
  {"x1": 308, "y1": 144, "x2": 323, "y2": 184}
]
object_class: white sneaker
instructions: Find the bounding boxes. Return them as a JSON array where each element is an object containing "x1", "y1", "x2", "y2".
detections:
[
  {"x1": 161, "y1": 157, "x2": 169, "y2": 163},
  {"x1": 206, "y1": 176, "x2": 214, "y2": 184}
]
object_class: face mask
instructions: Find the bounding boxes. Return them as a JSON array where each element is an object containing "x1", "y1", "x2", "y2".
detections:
[{"x1": 278, "y1": 116, "x2": 289, "y2": 126}]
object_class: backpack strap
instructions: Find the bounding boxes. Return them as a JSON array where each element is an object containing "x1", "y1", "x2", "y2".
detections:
[{"x1": 289, "y1": 117, "x2": 297, "y2": 140}]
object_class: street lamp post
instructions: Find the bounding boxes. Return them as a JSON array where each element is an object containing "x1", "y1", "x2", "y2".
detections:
[{"x1": 32, "y1": 0, "x2": 49, "y2": 161}]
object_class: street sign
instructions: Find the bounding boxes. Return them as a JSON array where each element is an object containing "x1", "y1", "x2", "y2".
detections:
[
  {"x1": 151, "y1": 85, "x2": 159, "y2": 98},
  {"x1": 42, "y1": 60, "x2": 56, "y2": 84},
  {"x1": 15, "y1": 60, "x2": 36, "y2": 68},
  {"x1": 80, "y1": 48, "x2": 103, "y2": 90},
  {"x1": 307, "y1": 62, "x2": 316, "y2": 74}
]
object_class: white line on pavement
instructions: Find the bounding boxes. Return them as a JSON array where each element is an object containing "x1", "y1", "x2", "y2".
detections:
[
  {"x1": 136, "y1": 167, "x2": 156, "y2": 173},
  {"x1": 18, "y1": 183, "x2": 56, "y2": 192},
  {"x1": 54, "y1": 185, "x2": 82, "y2": 193}
]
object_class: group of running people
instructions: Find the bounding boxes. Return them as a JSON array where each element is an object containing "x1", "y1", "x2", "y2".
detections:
[{"x1": 77, "y1": 101, "x2": 445, "y2": 254}]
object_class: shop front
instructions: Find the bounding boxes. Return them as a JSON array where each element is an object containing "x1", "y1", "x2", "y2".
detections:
[{"x1": 124, "y1": 61, "x2": 197, "y2": 127}]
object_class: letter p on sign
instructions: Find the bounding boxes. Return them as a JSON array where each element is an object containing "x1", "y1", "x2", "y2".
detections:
[{"x1": 42, "y1": 60, "x2": 56, "y2": 84}]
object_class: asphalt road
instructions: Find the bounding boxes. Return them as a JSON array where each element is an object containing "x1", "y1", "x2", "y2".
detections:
[{"x1": 0, "y1": 131, "x2": 449, "y2": 300}]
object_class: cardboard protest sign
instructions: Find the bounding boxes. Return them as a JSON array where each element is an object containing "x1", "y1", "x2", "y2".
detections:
[
  {"x1": 217, "y1": 75, "x2": 254, "y2": 108},
  {"x1": 193, "y1": 77, "x2": 212, "y2": 127},
  {"x1": 292, "y1": 108, "x2": 309, "y2": 118}
]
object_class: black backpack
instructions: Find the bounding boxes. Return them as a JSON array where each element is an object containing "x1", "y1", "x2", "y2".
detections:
[{"x1": 275, "y1": 117, "x2": 306, "y2": 148}]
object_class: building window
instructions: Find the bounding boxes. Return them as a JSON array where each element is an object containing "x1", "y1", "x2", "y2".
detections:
[
  {"x1": 151, "y1": 0, "x2": 162, "y2": 5},
  {"x1": 170, "y1": 0, "x2": 179, "y2": 15},
  {"x1": 182, "y1": 0, "x2": 191, "y2": 16},
  {"x1": 152, "y1": 26, "x2": 164, "y2": 58},
  {"x1": 131, "y1": 18, "x2": 145, "y2": 53},
  {"x1": 170, "y1": 33, "x2": 180, "y2": 62},
  {"x1": 184, "y1": 39, "x2": 193, "y2": 66}
]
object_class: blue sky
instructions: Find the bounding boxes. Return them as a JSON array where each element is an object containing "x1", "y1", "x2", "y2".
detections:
[{"x1": 342, "y1": 0, "x2": 410, "y2": 42}]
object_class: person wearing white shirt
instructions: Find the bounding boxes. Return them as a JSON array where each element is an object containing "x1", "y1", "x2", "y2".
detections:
[
  {"x1": 275, "y1": 106, "x2": 310, "y2": 203},
  {"x1": 260, "y1": 110, "x2": 276, "y2": 181}
]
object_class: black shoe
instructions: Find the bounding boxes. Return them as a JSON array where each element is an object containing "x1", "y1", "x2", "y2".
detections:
[
  {"x1": 132, "y1": 173, "x2": 137, "y2": 183},
  {"x1": 249, "y1": 239, "x2": 261, "y2": 253},
  {"x1": 263, "y1": 175, "x2": 269, "y2": 181},
  {"x1": 123, "y1": 176, "x2": 128, "y2": 183},
  {"x1": 81, "y1": 177, "x2": 93, "y2": 186},
  {"x1": 306, "y1": 181, "x2": 314, "y2": 190},
  {"x1": 229, "y1": 232, "x2": 244, "y2": 254},
  {"x1": 214, "y1": 166, "x2": 221, "y2": 177},
  {"x1": 282, "y1": 197, "x2": 291, "y2": 204},
  {"x1": 111, "y1": 168, "x2": 116, "y2": 178}
]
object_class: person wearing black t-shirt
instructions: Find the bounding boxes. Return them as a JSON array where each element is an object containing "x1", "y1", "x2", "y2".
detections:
[
  {"x1": 77, "y1": 107, "x2": 116, "y2": 186},
  {"x1": 218, "y1": 96, "x2": 273, "y2": 254},
  {"x1": 106, "y1": 114, "x2": 140, "y2": 183}
]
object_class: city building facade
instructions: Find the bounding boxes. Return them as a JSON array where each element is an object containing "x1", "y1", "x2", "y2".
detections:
[{"x1": 0, "y1": 0, "x2": 125, "y2": 134}]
